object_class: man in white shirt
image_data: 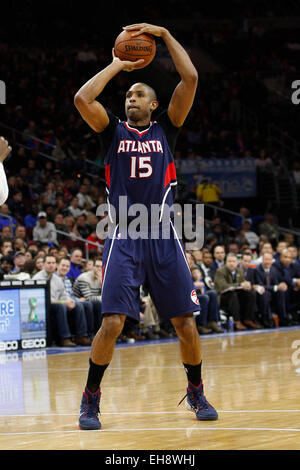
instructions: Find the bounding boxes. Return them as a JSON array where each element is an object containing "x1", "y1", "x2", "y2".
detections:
[
  {"x1": 0, "y1": 137, "x2": 11, "y2": 205},
  {"x1": 33, "y1": 211, "x2": 59, "y2": 246},
  {"x1": 76, "y1": 184, "x2": 96, "y2": 210},
  {"x1": 33, "y1": 254, "x2": 91, "y2": 347},
  {"x1": 242, "y1": 219, "x2": 260, "y2": 250}
]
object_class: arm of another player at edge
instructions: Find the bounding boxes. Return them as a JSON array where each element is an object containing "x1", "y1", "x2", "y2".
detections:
[
  {"x1": 73, "y1": 60, "x2": 123, "y2": 133},
  {"x1": 162, "y1": 29, "x2": 198, "y2": 127}
]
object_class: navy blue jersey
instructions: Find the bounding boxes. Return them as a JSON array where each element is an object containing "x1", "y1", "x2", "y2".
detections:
[{"x1": 99, "y1": 110, "x2": 181, "y2": 222}]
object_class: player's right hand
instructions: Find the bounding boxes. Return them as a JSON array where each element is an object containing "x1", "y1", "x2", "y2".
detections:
[
  {"x1": 0, "y1": 136, "x2": 12, "y2": 163},
  {"x1": 112, "y1": 48, "x2": 144, "y2": 72}
]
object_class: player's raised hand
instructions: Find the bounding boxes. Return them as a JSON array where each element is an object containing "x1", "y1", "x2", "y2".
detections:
[
  {"x1": 123, "y1": 23, "x2": 166, "y2": 38},
  {"x1": 112, "y1": 48, "x2": 145, "y2": 72},
  {"x1": 0, "y1": 136, "x2": 12, "y2": 163}
]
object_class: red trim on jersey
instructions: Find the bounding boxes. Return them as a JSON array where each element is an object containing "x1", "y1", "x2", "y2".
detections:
[
  {"x1": 164, "y1": 162, "x2": 177, "y2": 188},
  {"x1": 105, "y1": 164, "x2": 110, "y2": 188},
  {"x1": 102, "y1": 262, "x2": 106, "y2": 282},
  {"x1": 124, "y1": 121, "x2": 153, "y2": 136}
]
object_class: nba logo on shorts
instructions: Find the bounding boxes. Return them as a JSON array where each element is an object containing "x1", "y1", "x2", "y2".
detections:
[{"x1": 190, "y1": 289, "x2": 199, "y2": 305}]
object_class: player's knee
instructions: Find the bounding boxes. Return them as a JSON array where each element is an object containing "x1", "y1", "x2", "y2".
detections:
[
  {"x1": 171, "y1": 314, "x2": 195, "y2": 337},
  {"x1": 102, "y1": 314, "x2": 126, "y2": 337}
]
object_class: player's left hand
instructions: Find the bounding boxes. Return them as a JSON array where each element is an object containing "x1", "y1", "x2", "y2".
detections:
[
  {"x1": 123, "y1": 23, "x2": 167, "y2": 38},
  {"x1": 0, "y1": 136, "x2": 12, "y2": 163}
]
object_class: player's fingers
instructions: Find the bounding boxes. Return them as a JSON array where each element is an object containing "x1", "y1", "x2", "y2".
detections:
[
  {"x1": 112, "y1": 48, "x2": 116, "y2": 58},
  {"x1": 131, "y1": 59, "x2": 145, "y2": 67},
  {"x1": 123, "y1": 24, "x2": 146, "y2": 30},
  {"x1": 130, "y1": 29, "x2": 147, "y2": 37}
]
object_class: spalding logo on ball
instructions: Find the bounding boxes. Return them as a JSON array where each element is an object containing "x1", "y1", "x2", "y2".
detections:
[{"x1": 114, "y1": 30, "x2": 156, "y2": 69}]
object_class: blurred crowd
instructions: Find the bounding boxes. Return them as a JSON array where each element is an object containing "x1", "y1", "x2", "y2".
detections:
[
  {"x1": 1, "y1": 201, "x2": 300, "y2": 347},
  {"x1": 1, "y1": 0, "x2": 300, "y2": 347}
]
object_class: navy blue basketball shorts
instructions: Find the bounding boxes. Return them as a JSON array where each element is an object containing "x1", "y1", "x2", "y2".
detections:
[{"x1": 101, "y1": 220, "x2": 200, "y2": 322}]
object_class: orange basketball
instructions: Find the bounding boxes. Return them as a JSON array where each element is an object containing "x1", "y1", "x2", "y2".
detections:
[{"x1": 114, "y1": 30, "x2": 156, "y2": 69}]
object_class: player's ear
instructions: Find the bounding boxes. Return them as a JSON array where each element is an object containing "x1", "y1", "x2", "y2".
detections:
[{"x1": 150, "y1": 100, "x2": 159, "y2": 112}]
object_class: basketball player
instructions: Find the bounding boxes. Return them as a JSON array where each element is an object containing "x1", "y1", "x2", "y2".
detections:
[
  {"x1": 0, "y1": 136, "x2": 11, "y2": 205},
  {"x1": 74, "y1": 23, "x2": 218, "y2": 430}
]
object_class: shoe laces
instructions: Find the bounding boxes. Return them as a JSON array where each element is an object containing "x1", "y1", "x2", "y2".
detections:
[
  {"x1": 178, "y1": 380, "x2": 212, "y2": 410},
  {"x1": 82, "y1": 389, "x2": 101, "y2": 417}
]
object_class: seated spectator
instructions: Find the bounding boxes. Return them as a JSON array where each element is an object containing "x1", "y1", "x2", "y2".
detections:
[
  {"x1": 68, "y1": 197, "x2": 85, "y2": 218},
  {"x1": 57, "y1": 246, "x2": 69, "y2": 261},
  {"x1": 239, "y1": 220, "x2": 260, "y2": 250},
  {"x1": 232, "y1": 206, "x2": 252, "y2": 230},
  {"x1": 210, "y1": 244, "x2": 226, "y2": 279},
  {"x1": 83, "y1": 259, "x2": 94, "y2": 271},
  {"x1": 86, "y1": 230, "x2": 103, "y2": 254},
  {"x1": 67, "y1": 248, "x2": 83, "y2": 281},
  {"x1": 185, "y1": 251, "x2": 197, "y2": 270},
  {"x1": 284, "y1": 233, "x2": 295, "y2": 246},
  {"x1": 259, "y1": 214, "x2": 279, "y2": 243},
  {"x1": 32, "y1": 254, "x2": 91, "y2": 347},
  {"x1": 239, "y1": 252, "x2": 256, "y2": 284},
  {"x1": 12, "y1": 251, "x2": 26, "y2": 273},
  {"x1": 8, "y1": 190, "x2": 25, "y2": 222},
  {"x1": 72, "y1": 257, "x2": 102, "y2": 332},
  {"x1": 54, "y1": 213, "x2": 69, "y2": 241},
  {"x1": 13, "y1": 237, "x2": 27, "y2": 253},
  {"x1": 14, "y1": 225, "x2": 28, "y2": 242},
  {"x1": 76, "y1": 184, "x2": 96, "y2": 210},
  {"x1": 0, "y1": 237, "x2": 13, "y2": 257},
  {"x1": 24, "y1": 250, "x2": 34, "y2": 261},
  {"x1": 191, "y1": 266, "x2": 223, "y2": 334},
  {"x1": 24, "y1": 205, "x2": 38, "y2": 229},
  {"x1": 33, "y1": 211, "x2": 59, "y2": 247},
  {"x1": 274, "y1": 241, "x2": 288, "y2": 262},
  {"x1": 0, "y1": 204, "x2": 16, "y2": 230},
  {"x1": 199, "y1": 251, "x2": 215, "y2": 290},
  {"x1": 4, "y1": 259, "x2": 36, "y2": 280},
  {"x1": 34, "y1": 255, "x2": 45, "y2": 274},
  {"x1": 227, "y1": 242, "x2": 240, "y2": 255},
  {"x1": 288, "y1": 245, "x2": 300, "y2": 268},
  {"x1": 56, "y1": 257, "x2": 94, "y2": 341},
  {"x1": 74, "y1": 214, "x2": 92, "y2": 239},
  {"x1": 0, "y1": 255, "x2": 14, "y2": 278},
  {"x1": 254, "y1": 252, "x2": 286, "y2": 328},
  {"x1": 64, "y1": 215, "x2": 81, "y2": 239},
  {"x1": 140, "y1": 292, "x2": 172, "y2": 340},
  {"x1": 214, "y1": 252, "x2": 261, "y2": 330},
  {"x1": 253, "y1": 241, "x2": 274, "y2": 265},
  {"x1": 272, "y1": 248, "x2": 300, "y2": 325}
]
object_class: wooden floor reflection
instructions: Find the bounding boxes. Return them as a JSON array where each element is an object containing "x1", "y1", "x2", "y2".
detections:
[{"x1": 1, "y1": 328, "x2": 300, "y2": 450}]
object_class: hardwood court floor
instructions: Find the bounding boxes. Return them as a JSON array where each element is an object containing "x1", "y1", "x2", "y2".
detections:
[{"x1": 1, "y1": 328, "x2": 300, "y2": 450}]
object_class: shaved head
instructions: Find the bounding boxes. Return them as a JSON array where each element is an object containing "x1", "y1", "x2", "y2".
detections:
[{"x1": 128, "y1": 82, "x2": 157, "y2": 101}]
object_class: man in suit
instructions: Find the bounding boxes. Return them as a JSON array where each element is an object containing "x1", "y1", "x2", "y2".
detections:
[
  {"x1": 253, "y1": 252, "x2": 286, "y2": 327},
  {"x1": 199, "y1": 251, "x2": 215, "y2": 290},
  {"x1": 210, "y1": 244, "x2": 226, "y2": 280},
  {"x1": 272, "y1": 248, "x2": 300, "y2": 325},
  {"x1": 214, "y1": 253, "x2": 260, "y2": 330}
]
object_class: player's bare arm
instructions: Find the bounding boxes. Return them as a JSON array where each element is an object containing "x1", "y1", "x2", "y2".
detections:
[
  {"x1": 0, "y1": 137, "x2": 11, "y2": 205},
  {"x1": 74, "y1": 51, "x2": 144, "y2": 133},
  {"x1": 124, "y1": 23, "x2": 198, "y2": 127},
  {"x1": 0, "y1": 136, "x2": 12, "y2": 163}
]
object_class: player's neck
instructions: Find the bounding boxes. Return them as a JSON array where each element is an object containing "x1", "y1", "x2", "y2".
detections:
[{"x1": 127, "y1": 118, "x2": 151, "y2": 127}]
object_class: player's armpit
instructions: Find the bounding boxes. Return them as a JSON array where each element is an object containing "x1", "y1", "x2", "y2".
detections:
[
  {"x1": 74, "y1": 95, "x2": 109, "y2": 133},
  {"x1": 167, "y1": 78, "x2": 197, "y2": 127}
]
